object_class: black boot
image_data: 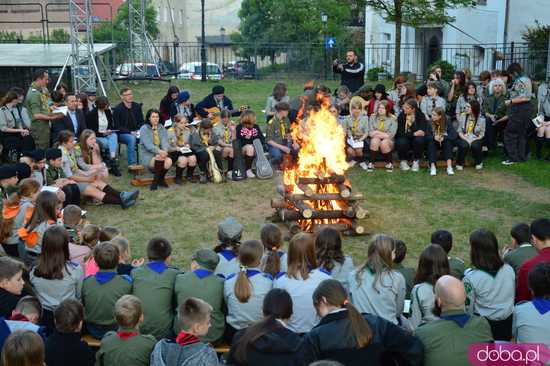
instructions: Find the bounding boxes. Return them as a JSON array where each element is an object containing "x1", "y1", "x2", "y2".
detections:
[
  {"x1": 151, "y1": 160, "x2": 164, "y2": 191},
  {"x1": 175, "y1": 167, "x2": 184, "y2": 185},
  {"x1": 546, "y1": 138, "x2": 550, "y2": 161},
  {"x1": 110, "y1": 158, "x2": 121, "y2": 177},
  {"x1": 535, "y1": 136, "x2": 544, "y2": 160},
  {"x1": 187, "y1": 165, "x2": 196, "y2": 183},
  {"x1": 159, "y1": 166, "x2": 169, "y2": 188}
]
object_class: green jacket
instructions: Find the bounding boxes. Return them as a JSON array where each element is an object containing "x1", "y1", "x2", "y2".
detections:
[
  {"x1": 394, "y1": 263, "x2": 415, "y2": 300},
  {"x1": 131, "y1": 262, "x2": 179, "y2": 339},
  {"x1": 503, "y1": 243, "x2": 538, "y2": 274},
  {"x1": 266, "y1": 115, "x2": 291, "y2": 145},
  {"x1": 173, "y1": 269, "x2": 225, "y2": 344},
  {"x1": 95, "y1": 328, "x2": 156, "y2": 366},
  {"x1": 82, "y1": 271, "x2": 132, "y2": 327},
  {"x1": 45, "y1": 166, "x2": 66, "y2": 186},
  {"x1": 449, "y1": 256, "x2": 465, "y2": 280},
  {"x1": 416, "y1": 309, "x2": 493, "y2": 366}
]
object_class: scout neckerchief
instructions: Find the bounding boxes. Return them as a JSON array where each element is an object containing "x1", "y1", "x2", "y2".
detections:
[
  {"x1": 200, "y1": 129, "x2": 210, "y2": 146},
  {"x1": 279, "y1": 117, "x2": 286, "y2": 138},
  {"x1": 431, "y1": 97, "x2": 437, "y2": 114},
  {"x1": 223, "y1": 123, "x2": 232, "y2": 144},
  {"x1": 31, "y1": 82, "x2": 49, "y2": 111},
  {"x1": 405, "y1": 113, "x2": 414, "y2": 131},
  {"x1": 378, "y1": 115, "x2": 385, "y2": 131},
  {"x1": 61, "y1": 146, "x2": 78, "y2": 173},
  {"x1": 465, "y1": 115, "x2": 476, "y2": 135},
  {"x1": 152, "y1": 126, "x2": 160, "y2": 146},
  {"x1": 351, "y1": 114, "x2": 360, "y2": 136},
  {"x1": 176, "y1": 126, "x2": 186, "y2": 146}
]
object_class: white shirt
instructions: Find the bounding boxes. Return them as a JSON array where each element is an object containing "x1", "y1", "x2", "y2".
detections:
[{"x1": 98, "y1": 110, "x2": 109, "y2": 133}]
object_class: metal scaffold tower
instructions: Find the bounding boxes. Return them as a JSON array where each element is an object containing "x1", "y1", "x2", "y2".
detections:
[
  {"x1": 66, "y1": 0, "x2": 106, "y2": 95},
  {"x1": 128, "y1": 0, "x2": 160, "y2": 78}
]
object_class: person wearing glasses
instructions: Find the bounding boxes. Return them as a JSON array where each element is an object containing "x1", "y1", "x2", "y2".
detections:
[{"x1": 112, "y1": 88, "x2": 145, "y2": 169}]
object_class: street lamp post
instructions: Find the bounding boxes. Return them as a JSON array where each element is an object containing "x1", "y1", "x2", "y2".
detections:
[
  {"x1": 200, "y1": 0, "x2": 207, "y2": 82},
  {"x1": 220, "y1": 27, "x2": 226, "y2": 70},
  {"x1": 321, "y1": 12, "x2": 328, "y2": 80}
]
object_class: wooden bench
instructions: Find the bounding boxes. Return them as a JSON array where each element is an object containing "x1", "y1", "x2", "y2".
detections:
[
  {"x1": 214, "y1": 343, "x2": 230, "y2": 354},
  {"x1": 82, "y1": 334, "x2": 101, "y2": 348},
  {"x1": 128, "y1": 164, "x2": 178, "y2": 187}
]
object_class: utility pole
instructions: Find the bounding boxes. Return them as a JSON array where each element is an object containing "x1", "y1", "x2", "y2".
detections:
[
  {"x1": 200, "y1": 0, "x2": 207, "y2": 82},
  {"x1": 321, "y1": 12, "x2": 328, "y2": 80}
]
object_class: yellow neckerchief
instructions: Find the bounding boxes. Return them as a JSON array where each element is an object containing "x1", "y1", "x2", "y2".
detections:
[
  {"x1": 61, "y1": 146, "x2": 78, "y2": 172},
  {"x1": 466, "y1": 116, "x2": 476, "y2": 134},
  {"x1": 433, "y1": 120, "x2": 443, "y2": 137},
  {"x1": 152, "y1": 125, "x2": 160, "y2": 146},
  {"x1": 405, "y1": 114, "x2": 414, "y2": 131},
  {"x1": 175, "y1": 126, "x2": 187, "y2": 146},
  {"x1": 200, "y1": 129, "x2": 210, "y2": 146},
  {"x1": 379, "y1": 115, "x2": 385, "y2": 131},
  {"x1": 223, "y1": 123, "x2": 232, "y2": 144},
  {"x1": 351, "y1": 113, "x2": 360, "y2": 136},
  {"x1": 279, "y1": 117, "x2": 286, "y2": 138}
]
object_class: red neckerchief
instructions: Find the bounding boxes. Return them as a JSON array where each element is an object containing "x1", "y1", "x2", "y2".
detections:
[
  {"x1": 175, "y1": 331, "x2": 200, "y2": 346},
  {"x1": 9, "y1": 313, "x2": 29, "y2": 322},
  {"x1": 117, "y1": 331, "x2": 138, "y2": 340}
]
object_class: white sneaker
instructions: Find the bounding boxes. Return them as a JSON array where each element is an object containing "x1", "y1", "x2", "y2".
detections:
[
  {"x1": 359, "y1": 162, "x2": 368, "y2": 170},
  {"x1": 348, "y1": 160, "x2": 356, "y2": 167},
  {"x1": 411, "y1": 160, "x2": 420, "y2": 172},
  {"x1": 447, "y1": 166, "x2": 454, "y2": 175},
  {"x1": 400, "y1": 161, "x2": 410, "y2": 171},
  {"x1": 502, "y1": 160, "x2": 515, "y2": 166},
  {"x1": 226, "y1": 171, "x2": 233, "y2": 179},
  {"x1": 430, "y1": 165, "x2": 436, "y2": 176},
  {"x1": 456, "y1": 165, "x2": 463, "y2": 171},
  {"x1": 367, "y1": 162, "x2": 375, "y2": 172},
  {"x1": 385, "y1": 162, "x2": 393, "y2": 172},
  {"x1": 246, "y1": 169, "x2": 255, "y2": 178},
  {"x1": 475, "y1": 163, "x2": 483, "y2": 170}
]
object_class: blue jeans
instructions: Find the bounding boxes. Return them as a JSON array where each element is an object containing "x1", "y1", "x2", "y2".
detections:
[
  {"x1": 97, "y1": 134, "x2": 118, "y2": 159},
  {"x1": 269, "y1": 145, "x2": 284, "y2": 165},
  {"x1": 117, "y1": 133, "x2": 137, "y2": 165}
]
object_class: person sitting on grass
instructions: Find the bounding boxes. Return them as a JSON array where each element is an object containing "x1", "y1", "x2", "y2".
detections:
[
  {"x1": 431, "y1": 229, "x2": 465, "y2": 280},
  {"x1": 426, "y1": 107, "x2": 457, "y2": 176},
  {"x1": 0, "y1": 257, "x2": 27, "y2": 318},
  {"x1": 456, "y1": 100, "x2": 486, "y2": 171},
  {"x1": 81, "y1": 242, "x2": 132, "y2": 339},
  {"x1": 188, "y1": 119, "x2": 215, "y2": 184},
  {"x1": 260, "y1": 223, "x2": 287, "y2": 278},
  {"x1": 139, "y1": 108, "x2": 172, "y2": 191},
  {"x1": 44, "y1": 299, "x2": 94, "y2": 366},
  {"x1": 167, "y1": 114, "x2": 197, "y2": 185},
  {"x1": 410, "y1": 244, "x2": 449, "y2": 329},
  {"x1": 365, "y1": 100, "x2": 397, "y2": 172},
  {"x1": 236, "y1": 110, "x2": 266, "y2": 179},
  {"x1": 265, "y1": 102, "x2": 298, "y2": 169},
  {"x1": 56, "y1": 132, "x2": 139, "y2": 208},
  {"x1": 150, "y1": 297, "x2": 219, "y2": 366},
  {"x1": 62, "y1": 204, "x2": 90, "y2": 265},
  {"x1": 1, "y1": 330, "x2": 45, "y2": 366},
  {"x1": 315, "y1": 227, "x2": 354, "y2": 289},
  {"x1": 96, "y1": 295, "x2": 156, "y2": 366},
  {"x1": 77, "y1": 129, "x2": 109, "y2": 181},
  {"x1": 43, "y1": 148, "x2": 81, "y2": 207},
  {"x1": 392, "y1": 239, "x2": 415, "y2": 300},
  {"x1": 502, "y1": 222, "x2": 537, "y2": 274},
  {"x1": 81, "y1": 224, "x2": 101, "y2": 277},
  {"x1": 228, "y1": 288, "x2": 304, "y2": 366},
  {"x1": 415, "y1": 275, "x2": 493, "y2": 366},
  {"x1": 342, "y1": 98, "x2": 368, "y2": 168},
  {"x1": 214, "y1": 217, "x2": 244, "y2": 278},
  {"x1": 174, "y1": 248, "x2": 225, "y2": 345},
  {"x1": 131, "y1": 237, "x2": 179, "y2": 340},
  {"x1": 213, "y1": 110, "x2": 236, "y2": 178}
]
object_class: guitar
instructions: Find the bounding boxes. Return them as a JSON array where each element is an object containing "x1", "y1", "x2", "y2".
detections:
[
  {"x1": 206, "y1": 147, "x2": 223, "y2": 183},
  {"x1": 196, "y1": 105, "x2": 250, "y2": 125},
  {"x1": 253, "y1": 138, "x2": 273, "y2": 180}
]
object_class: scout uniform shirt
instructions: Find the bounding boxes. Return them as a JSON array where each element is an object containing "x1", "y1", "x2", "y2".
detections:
[
  {"x1": 449, "y1": 256, "x2": 465, "y2": 280},
  {"x1": 512, "y1": 298, "x2": 550, "y2": 347},
  {"x1": 342, "y1": 113, "x2": 368, "y2": 141},
  {"x1": 458, "y1": 114, "x2": 486, "y2": 144},
  {"x1": 82, "y1": 271, "x2": 133, "y2": 328},
  {"x1": 45, "y1": 165, "x2": 66, "y2": 186},
  {"x1": 213, "y1": 121, "x2": 236, "y2": 147},
  {"x1": 410, "y1": 282, "x2": 438, "y2": 329},
  {"x1": 266, "y1": 115, "x2": 291, "y2": 145},
  {"x1": 25, "y1": 82, "x2": 51, "y2": 149},
  {"x1": 415, "y1": 309, "x2": 493, "y2": 366},
  {"x1": 96, "y1": 328, "x2": 156, "y2": 366},
  {"x1": 368, "y1": 114, "x2": 397, "y2": 138},
  {"x1": 503, "y1": 243, "x2": 538, "y2": 274},
  {"x1": 173, "y1": 269, "x2": 225, "y2": 343},
  {"x1": 131, "y1": 261, "x2": 179, "y2": 339},
  {"x1": 420, "y1": 95, "x2": 446, "y2": 120},
  {"x1": 394, "y1": 263, "x2": 415, "y2": 299}
]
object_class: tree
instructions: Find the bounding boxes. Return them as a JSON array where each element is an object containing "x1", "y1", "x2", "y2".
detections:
[
  {"x1": 361, "y1": 0, "x2": 473, "y2": 76},
  {"x1": 522, "y1": 21, "x2": 549, "y2": 80}
]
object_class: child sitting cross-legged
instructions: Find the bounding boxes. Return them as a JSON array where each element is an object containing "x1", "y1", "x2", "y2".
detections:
[
  {"x1": 151, "y1": 297, "x2": 219, "y2": 366},
  {"x1": 44, "y1": 299, "x2": 94, "y2": 366},
  {"x1": 174, "y1": 248, "x2": 225, "y2": 345},
  {"x1": 81, "y1": 242, "x2": 132, "y2": 339},
  {"x1": 131, "y1": 237, "x2": 179, "y2": 340},
  {"x1": 96, "y1": 295, "x2": 156, "y2": 366}
]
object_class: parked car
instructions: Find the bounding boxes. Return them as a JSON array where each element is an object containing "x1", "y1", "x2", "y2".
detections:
[
  {"x1": 114, "y1": 63, "x2": 161, "y2": 78},
  {"x1": 233, "y1": 60, "x2": 256, "y2": 79},
  {"x1": 177, "y1": 62, "x2": 223, "y2": 80}
]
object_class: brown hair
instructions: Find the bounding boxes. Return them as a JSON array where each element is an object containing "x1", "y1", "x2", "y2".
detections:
[
  {"x1": 180, "y1": 297, "x2": 212, "y2": 331},
  {"x1": 356, "y1": 234, "x2": 395, "y2": 289},
  {"x1": 146, "y1": 237, "x2": 172, "y2": 261},
  {"x1": 54, "y1": 299, "x2": 83, "y2": 333},
  {"x1": 78, "y1": 129, "x2": 98, "y2": 165},
  {"x1": 235, "y1": 240, "x2": 264, "y2": 303},
  {"x1": 260, "y1": 224, "x2": 283, "y2": 277},
  {"x1": 33, "y1": 225, "x2": 70, "y2": 280},
  {"x1": 274, "y1": 101, "x2": 290, "y2": 112},
  {"x1": 414, "y1": 244, "x2": 449, "y2": 286},
  {"x1": 25, "y1": 191, "x2": 59, "y2": 232},
  {"x1": 315, "y1": 227, "x2": 345, "y2": 272},
  {"x1": 287, "y1": 233, "x2": 317, "y2": 280},
  {"x1": 393, "y1": 74, "x2": 408, "y2": 89},
  {"x1": 0, "y1": 256, "x2": 25, "y2": 282},
  {"x1": 272, "y1": 82, "x2": 288, "y2": 101},
  {"x1": 469, "y1": 229, "x2": 504, "y2": 273},
  {"x1": 0, "y1": 91, "x2": 19, "y2": 107},
  {"x1": 62, "y1": 204, "x2": 82, "y2": 228},
  {"x1": 99, "y1": 226, "x2": 120, "y2": 242},
  {"x1": 1, "y1": 330, "x2": 45, "y2": 366},
  {"x1": 313, "y1": 279, "x2": 372, "y2": 348},
  {"x1": 94, "y1": 241, "x2": 119, "y2": 270},
  {"x1": 115, "y1": 295, "x2": 142, "y2": 328},
  {"x1": 81, "y1": 224, "x2": 100, "y2": 263},
  {"x1": 239, "y1": 110, "x2": 256, "y2": 128},
  {"x1": 431, "y1": 106, "x2": 447, "y2": 135}
]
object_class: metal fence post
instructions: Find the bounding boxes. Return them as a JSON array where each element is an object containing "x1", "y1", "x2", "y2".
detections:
[{"x1": 546, "y1": 32, "x2": 550, "y2": 82}]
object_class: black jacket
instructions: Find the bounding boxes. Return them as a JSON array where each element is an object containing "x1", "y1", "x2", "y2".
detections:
[
  {"x1": 85, "y1": 108, "x2": 116, "y2": 137},
  {"x1": 333, "y1": 62, "x2": 365, "y2": 93},
  {"x1": 396, "y1": 110, "x2": 429, "y2": 138},
  {"x1": 427, "y1": 120, "x2": 458, "y2": 141},
  {"x1": 44, "y1": 331, "x2": 95, "y2": 366},
  {"x1": 112, "y1": 102, "x2": 144, "y2": 133},
  {"x1": 0, "y1": 288, "x2": 22, "y2": 318},
  {"x1": 227, "y1": 324, "x2": 304, "y2": 366},
  {"x1": 195, "y1": 94, "x2": 239, "y2": 117},
  {"x1": 51, "y1": 109, "x2": 87, "y2": 143},
  {"x1": 302, "y1": 310, "x2": 424, "y2": 366}
]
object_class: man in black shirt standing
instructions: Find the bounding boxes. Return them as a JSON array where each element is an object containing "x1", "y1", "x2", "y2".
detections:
[
  {"x1": 332, "y1": 50, "x2": 365, "y2": 93},
  {"x1": 112, "y1": 87, "x2": 144, "y2": 169}
]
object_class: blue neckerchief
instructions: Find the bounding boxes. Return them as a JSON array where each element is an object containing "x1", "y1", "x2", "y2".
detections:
[
  {"x1": 246, "y1": 269, "x2": 261, "y2": 278},
  {"x1": 147, "y1": 261, "x2": 167, "y2": 274},
  {"x1": 219, "y1": 249, "x2": 236, "y2": 261},
  {"x1": 532, "y1": 298, "x2": 550, "y2": 315},
  {"x1": 319, "y1": 267, "x2": 331, "y2": 275},
  {"x1": 441, "y1": 313, "x2": 470, "y2": 328},
  {"x1": 95, "y1": 271, "x2": 117, "y2": 285},
  {"x1": 193, "y1": 269, "x2": 213, "y2": 279},
  {"x1": 277, "y1": 251, "x2": 284, "y2": 258}
]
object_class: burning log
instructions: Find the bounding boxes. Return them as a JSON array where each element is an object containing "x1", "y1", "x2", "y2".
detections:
[
  {"x1": 284, "y1": 193, "x2": 365, "y2": 201},
  {"x1": 270, "y1": 198, "x2": 290, "y2": 209},
  {"x1": 279, "y1": 209, "x2": 355, "y2": 221},
  {"x1": 344, "y1": 203, "x2": 368, "y2": 219},
  {"x1": 297, "y1": 175, "x2": 345, "y2": 185},
  {"x1": 313, "y1": 223, "x2": 349, "y2": 233},
  {"x1": 296, "y1": 183, "x2": 314, "y2": 197},
  {"x1": 337, "y1": 183, "x2": 351, "y2": 198}
]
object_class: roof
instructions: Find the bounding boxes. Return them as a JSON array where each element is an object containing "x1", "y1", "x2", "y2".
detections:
[
  {"x1": 196, "y1": 35, "x2": 233, "y2": 45},
  {"x1": 0, "y1": 43, "x2": 117, "y2": 67}
]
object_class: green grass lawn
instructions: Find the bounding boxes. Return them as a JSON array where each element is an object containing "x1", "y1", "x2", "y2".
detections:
[{"x1": 93, "y1": 80, "x2": 550, "y2": 270}]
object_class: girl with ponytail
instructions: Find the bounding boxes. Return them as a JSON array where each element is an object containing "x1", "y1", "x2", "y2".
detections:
[
  {"x1": 260, "y1": 223, "x2": 287, "y2": 277},
  {"x1": 302, "y1": 279, "x2": 424, "y2": 366},
  {"x1": 223, "y1": 240, "x2": 273, "y2": 343},
  {"x1": 228, "y1": 288, "x2": 304, "y2": 366}
]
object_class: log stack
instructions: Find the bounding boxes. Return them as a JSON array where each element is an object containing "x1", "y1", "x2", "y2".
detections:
[{"x1": 271, "y1": 174, "x2": 369, "y2": 236}]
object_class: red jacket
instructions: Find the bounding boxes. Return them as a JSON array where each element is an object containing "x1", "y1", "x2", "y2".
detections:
[
  {"x1": 367, "y1": 98, "x2": 394, "y2": 116},
  {"x1": 516, "y1": 247, "x2": 550, "y2": 302}
]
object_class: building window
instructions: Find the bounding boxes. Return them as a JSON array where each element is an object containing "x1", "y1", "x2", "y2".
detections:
[
  {"x1": 164, "y1": 7, "x2": 169, "y2": 22},
  {"x1": 477, "y1": 0, "x2": 487, "y2": 5},
  {"x1": 156, "y1": 7, "x2": 161, "y2": 22},
  {"x1": 180, "y1": 9, "x2": 184, "y2": 24}
]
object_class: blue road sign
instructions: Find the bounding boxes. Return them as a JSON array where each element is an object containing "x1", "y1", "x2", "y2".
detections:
[{"x1": 325, "y1": 37, "x2": 336, "y2": 49}]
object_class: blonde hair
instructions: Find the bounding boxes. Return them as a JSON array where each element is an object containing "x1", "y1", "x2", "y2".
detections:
[
  {"x1": 234, "y1": 240, "x2": 264, "y2": 303},
  {"x1": 356, "y1": 234, "x2": 396, "y2": 289},
  {"x1": 115, "y1": 295, "x2": 142, "y2": 328}
]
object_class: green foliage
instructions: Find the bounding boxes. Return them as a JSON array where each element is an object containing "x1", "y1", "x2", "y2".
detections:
[
  {"x1": 427, "y1": 59, "x2": 455, "y2": 81},
  {"x1": 0, "y1": 31, "x2": 19, "y2": 42},
  {"x1": 367, "y1": 67, "x2": 387, "y2": 81},
  {"x1": 93, "y1": 0, "x2": 159, "y2": 43},
  {"x1": 50, "y1": 29, "x2": 70, "y2": 43},
  {"x1": 522, "y1": 21, "x2": 549, "y2": 81}
]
